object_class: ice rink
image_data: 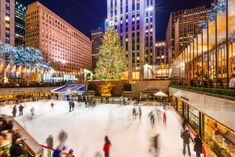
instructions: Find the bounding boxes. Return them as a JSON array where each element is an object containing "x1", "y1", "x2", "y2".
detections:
[{"x1": 0, "y1": 100, "x2": 198, "y2": 157}]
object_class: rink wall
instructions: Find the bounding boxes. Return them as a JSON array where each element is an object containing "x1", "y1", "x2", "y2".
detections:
[{"x1": 87, "y1": 80, "x2": 170, "y2": 98}]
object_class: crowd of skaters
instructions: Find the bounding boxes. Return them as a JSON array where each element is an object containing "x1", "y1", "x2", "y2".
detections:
[
  {"x1": 7, "y1": 95, "x2": 205, "y2": 157},
  {"x1": 45, "y1": 131, "x2": 111, "y2": 157}
]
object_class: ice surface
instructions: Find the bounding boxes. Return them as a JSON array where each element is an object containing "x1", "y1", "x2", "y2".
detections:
[{"x1": 0, "y1": 100, "x2": 198, "y2": 157}]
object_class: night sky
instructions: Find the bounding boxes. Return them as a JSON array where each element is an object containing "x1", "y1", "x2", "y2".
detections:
[{"x1": 19, "y1": 0, "x2": 213, "y2": 41}]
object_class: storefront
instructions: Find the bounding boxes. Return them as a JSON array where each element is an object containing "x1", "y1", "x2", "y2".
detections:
[{"x1": 171, "y1": 95, "x2": 235, "y2": 157}]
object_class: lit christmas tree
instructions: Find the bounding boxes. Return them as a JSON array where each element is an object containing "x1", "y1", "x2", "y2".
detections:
[{"x1": 95, "y1": 27, "x2": 127, "y2": 80}]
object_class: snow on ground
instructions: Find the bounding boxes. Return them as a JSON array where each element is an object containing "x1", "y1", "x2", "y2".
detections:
[{"x1": 0, "y1": 100, "x2": 197, "y2": 157}]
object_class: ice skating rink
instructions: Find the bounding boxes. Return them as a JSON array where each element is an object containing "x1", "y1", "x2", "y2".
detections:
[{"x1": 0, "y1": 100, "x2": 198, "y2": 157}]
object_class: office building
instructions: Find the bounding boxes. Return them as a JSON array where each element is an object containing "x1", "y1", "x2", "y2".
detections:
[
  {"x1": 0, "y1": 0, "x2": 15, "y2": 45},
  {"x1": 91, "y1": 28, "x2": 104, "y2": 69},
  {"x1": 107, "y1": 0, "x2": 156, "y2": 80},
  {"x1": 155, "y1": 41, "x2": 169, "y2": 78},
  {"x1": 25, "y1": 2, "x2": 92, "y2": 73},
  {"x1": 166, "y1": 6, "x2": 209, "y2": 64},
  {"x1": 15, "y1": 0, "x2": 26, "y2": 46}
]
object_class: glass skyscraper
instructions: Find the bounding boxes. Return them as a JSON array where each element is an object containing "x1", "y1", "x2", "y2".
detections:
[
  {"x1": 15, "y1": 0, "x2": 26, "y2": 46},
  {"x1": 107, "y1": 0, "x2": 156, "y2": 80}
]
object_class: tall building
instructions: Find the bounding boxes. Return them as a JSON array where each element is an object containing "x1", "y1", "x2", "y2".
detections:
[
  {"x1": 107, "y1": 0, "x2": 156, "y2": 80},
  {"x1": 0, "y1": 0, "x2": 15, "y2": 45},
  {"x1": 155, "y1": 41, "x2": 169, "y2": 78},
  {"x1": 91, "y1": 28, "x2": 104, "y2": 69},
  {"x1": 166, "y1": 6, "x2": 209, "y2": 64},
  {"x1": 25, "y1": 2, "x2": 92, "y2": 73},
  {"x1": 15, "y1": 0, "x2": 26, "y2": 46}
]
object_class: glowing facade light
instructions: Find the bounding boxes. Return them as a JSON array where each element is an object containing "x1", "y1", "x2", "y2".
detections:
[{"x1": 145, "y1": 6, "x2": 154, "y2": 12}]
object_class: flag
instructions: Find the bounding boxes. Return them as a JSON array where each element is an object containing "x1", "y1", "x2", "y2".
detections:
[
  {"x1": 0, "y1": 63, "x2": 3, "y2": 72},
  {"x1": 11, "y1": 65, "x2": 16, "y2": 73},
  {"x1": 16, "y1": 66, "x2": 22, "y2": 74},
  {"x1": 5, "y1": 64, "x2": 10, "y2": 72}
]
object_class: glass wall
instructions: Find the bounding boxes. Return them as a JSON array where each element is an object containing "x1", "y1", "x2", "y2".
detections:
[
  {"x1": 188, "y1": 105, "x2": 200, "y2": 133},
  {"x1": 172, "y1": 96, "x2": 235, "y2": 157},
  {"x1": 177, "y1": 98, "x2": 183, "y2": 115},
  {"x1": 204, "y1": 115, "x2": 235, "y2": 157}
]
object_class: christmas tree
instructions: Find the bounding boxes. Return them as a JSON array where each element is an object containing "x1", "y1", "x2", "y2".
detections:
[{"x1": 95, "y1": 27, "x2": 127, "y2": 80}]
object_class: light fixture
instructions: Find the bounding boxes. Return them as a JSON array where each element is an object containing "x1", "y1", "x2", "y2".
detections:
[{"x1": 145, "y1": 6, "x2": 154, "y2": 12}]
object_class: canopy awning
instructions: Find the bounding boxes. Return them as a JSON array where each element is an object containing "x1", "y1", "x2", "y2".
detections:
[
  {"x1": 154, "y1": 91, "x2": 168, "y2": 97},
  {"x1": 51, "y1": 84, "x2": 85, "y2": 94}
]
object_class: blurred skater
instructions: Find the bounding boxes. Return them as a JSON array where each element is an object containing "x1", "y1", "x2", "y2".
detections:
[
  {"x1": 58, "y1": 130, "x2": 68, "y2": 148},
  {"x1": 103, "y1": 136, "x2": 111, "y2": 157},
  {"x1": 12, "y1": 105, "x2": 17, "y2": 117},
  {"x1": 163, "y1": 112, "x2": 167, "y2": 125},
  {"x1": 18, "y1": 105, "x2": 24, "y2": 116},
  {"x1": 148, "y1": 111, "x2": 155, "y2": 127},
  {"x1": 150, "y1": 114, "x2": 155, "y2": 127},
  {"x1": 132, "y1": 108, "x2": 137, "y2": 117},
  {"x1": 51, "y1": 103, "x2": 54, "y2": 109},
  {"x1": 30, "y1": 107, "x2": 35, "y2": 118},
  {"x1": 46, "y1": 135, "x2": 53, "y2": 157},
  {"x1": 149, "y1": 134, "x2": 160, "y2": 157},
  {"x1": 69, "y1": 101, "x2": 72, "y2": 112},
  {"x1": 71, "y1": 101, "x2": 75, "y2": 111},
  {"x1": 138, "y1": 107, "x2": 142, "y2": 119},
  {"x1": 52, "y1": 147, "x2": 62, "y2": 157}
]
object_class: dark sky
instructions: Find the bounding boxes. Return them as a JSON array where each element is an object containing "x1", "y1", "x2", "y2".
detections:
[{"x1": 19, "y1": 0, "x2": 212, "y2": 41}]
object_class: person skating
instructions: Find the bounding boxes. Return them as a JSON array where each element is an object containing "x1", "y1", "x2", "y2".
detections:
[
  {"x1": 132, "y1": 108, "x2": 137, "y2": 117},
  {"x1": 18, "y1": 105, "x2": 24, "y2": 116},
  {"x1": 163, "y1": 112, "x2": 167, "y2": 125},
  {"x1": 12, "y1": 105, "x2": 17, "y2": 117},
  {"x1": 58, "y1": 130, "x2": 68, "y2": 148},
  {"x1": 150, "y1": 114, "x2": 155, "y2": 127},
  {"x1": 52, "y1": 147, "x2": 62, "y2": 157},
  {"x1": 194, "y1": 135, "x2": 203, "y2": 157},
  {"x1": 66, "y1": 149, "x2": 75, "y2": 157},
  {"x1": 138, "y1": 107, "x2": 142, "y2": 119},
  {"x1": 46, "y1": 135, "x2": 54, "y2": 157},
  {"x1": 30, "y1": 107, "x2": 35, "y2": 118},
  {"x1": 181, "y1": 129, "x2": 194, "y2": 156},
  {"x1": 51, "y1": 103, "x2": 55, "y2": 109},
  {"x1": 103, "y1": 136, "x2": 111, "y2": 157},
  {"x1": 69, "y1": 101, "x2": 72, "y2": 112},
  {"x1": 71, "y1": 101, "x2": 75, "y2": 111},
  {"x1": 150, "y1": 134, "x2": 160, "y2": 157}
]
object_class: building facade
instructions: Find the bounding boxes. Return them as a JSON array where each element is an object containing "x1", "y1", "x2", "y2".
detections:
[
  {"x1": 25, "y1": 2, "x2": 92, "y2": 73},
  {"x1": 171, "y1": 0, "x2": 235, "y2": 88},
  {"x1": 155, "y1": 41, "x2": 169, "y2": 78},
  {"x1": 0, "y1": 0, "x2": 15, "y2": 45},
  {"x1": 166, "y1": 6, "x2": 209, "y2": 66},
  {"x1": 107, "y1": 0, "x2": 156, "y2": 80},
  {"x1": 91, "y1": 28, "x2": 104, "y2": 69},
  {"x1": 15, "y1": 0, "x2": 26, "y2": 46}
]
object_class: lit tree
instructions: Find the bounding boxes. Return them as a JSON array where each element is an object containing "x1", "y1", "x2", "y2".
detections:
[
  {"x1": 0, "y1": 42, "x2": 51, "y2": 83},
  {"x1": 95, "y1": 27, "x2": 127, "y2": 80}
]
